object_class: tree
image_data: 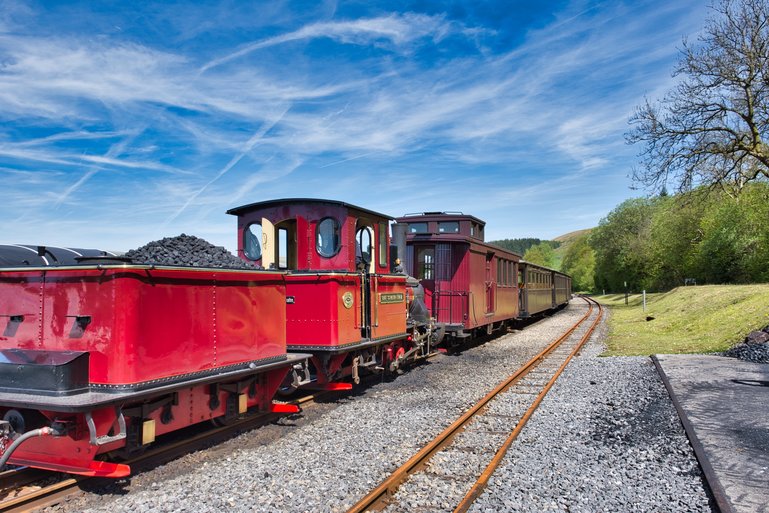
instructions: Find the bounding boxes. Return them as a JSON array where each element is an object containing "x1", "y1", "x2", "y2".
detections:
[
  {"x1": 589, "y1": 198, "x2": 656, "y2": 292},
  {"x1": 627, "y1": 0, "x2": 769, "y2": 195},
  {"x1": 523, "y1": 242, "x2": 556, "y2": 268},
  {"x1": 490, "y1": 238, "x2": 559, "y2": 255},
  {"x1": 560, "y1": 233, "x2": 596, "y2": 292}
]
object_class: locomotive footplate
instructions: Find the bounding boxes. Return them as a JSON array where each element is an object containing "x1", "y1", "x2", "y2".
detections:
[
  {"x1": 286, "y1": 332, "x2": 409, "y2": 354},
  {"x1": 0, "y1": 353, "x2": 310, "y2": 413}
]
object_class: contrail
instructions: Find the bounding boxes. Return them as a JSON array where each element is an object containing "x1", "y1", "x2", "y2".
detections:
[{"x1": 164, "y1": 106, "x2": 291, "y2": 225}]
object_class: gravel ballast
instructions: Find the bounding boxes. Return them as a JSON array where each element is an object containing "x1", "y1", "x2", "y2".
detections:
[{"x1": 50, "y1": 301, "x2": 714, "y2": 513}]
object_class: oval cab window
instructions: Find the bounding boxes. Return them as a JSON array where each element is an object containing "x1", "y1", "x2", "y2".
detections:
[{"x1": 316, "y1": 218, "x2": 340, "y2": 257}]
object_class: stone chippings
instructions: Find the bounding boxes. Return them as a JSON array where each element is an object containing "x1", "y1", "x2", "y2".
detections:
[
  {"x1": 124, "y1": 234, "x2": 259, "y2": 270},
  {"x1": 52, "y1": 301, "x2": 713, "y2": 513},
  {"x1": 469, "y1": 323, "x2": 715, "y2": 513},
  {"x1": 723, "y1": 327, "x2": 769, "y2": 363}
]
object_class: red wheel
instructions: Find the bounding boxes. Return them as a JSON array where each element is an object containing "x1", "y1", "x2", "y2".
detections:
[{"x1": 389, "y1": 345, "x2": 407, "y2": 373}]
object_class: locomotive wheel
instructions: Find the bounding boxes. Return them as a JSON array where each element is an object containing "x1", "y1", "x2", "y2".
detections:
[
  {"x1": 3, "y1": 410, "x2": 25, "y2": 434},
  {"x1": 389, "y1": 346, "x2": 406, "y2": 373}
]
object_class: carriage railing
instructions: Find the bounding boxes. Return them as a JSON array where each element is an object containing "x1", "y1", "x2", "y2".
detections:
[{"x1": 432, "y1": 288, "x2": 469, "y2": 325}]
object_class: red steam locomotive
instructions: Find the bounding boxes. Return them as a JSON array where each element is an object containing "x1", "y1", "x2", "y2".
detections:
[{"x1": 0, "y1": 198, "x2": 569, "y2": 477}]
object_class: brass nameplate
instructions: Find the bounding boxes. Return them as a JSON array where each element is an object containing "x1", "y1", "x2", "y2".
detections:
[{"x1": 379, "y1": 293, "x2": 405, "y2": 304}]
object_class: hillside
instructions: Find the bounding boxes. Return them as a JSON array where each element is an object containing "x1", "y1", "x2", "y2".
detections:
[
  {"x1": 552, "y1": 228, "x2": 593, "y2": 270},
  {"x1": 594, "y1": 284, "x2": 769, "y2": 356}
]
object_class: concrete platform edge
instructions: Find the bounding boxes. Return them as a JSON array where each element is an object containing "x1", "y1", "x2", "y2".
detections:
[{"x1": 651, "y1": 354, "x2": 730, "y2": 513}]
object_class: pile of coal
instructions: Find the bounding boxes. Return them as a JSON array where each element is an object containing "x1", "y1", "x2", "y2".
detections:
[
  {"x1": 723, "y1": 328, "x2": 769, "y2": 363},
  {"x1": 125, "y1": 234, "x2": 260, "y2": 270}
]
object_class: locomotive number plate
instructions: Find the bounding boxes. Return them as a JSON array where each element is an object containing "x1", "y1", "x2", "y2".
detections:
[
  {"x1": 379, "y1": 293, "x2": 405, "y2": 304},
  {"x1": 342, "y1": 292, "x2": 354, "y2": 309}
]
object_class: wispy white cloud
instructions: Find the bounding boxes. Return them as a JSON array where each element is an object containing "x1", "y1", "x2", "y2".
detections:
[
  {"x1": 200, "y1": 13, "x2": 458, "y2": 73},
  {"x1": 0, "y1": 0, "x2": 710, "y2": 251}
]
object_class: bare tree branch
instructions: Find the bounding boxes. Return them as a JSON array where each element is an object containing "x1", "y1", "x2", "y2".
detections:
[{"x1": 627, "y1": 0, "x2": 769, "y2": 193}]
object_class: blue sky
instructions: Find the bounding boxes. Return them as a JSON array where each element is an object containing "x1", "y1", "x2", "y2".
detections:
[{"x1": 0, "y1": 0, "x2": 707, "y2": 252}]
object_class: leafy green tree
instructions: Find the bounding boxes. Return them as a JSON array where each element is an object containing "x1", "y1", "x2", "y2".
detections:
[
  {"x1": 693, "y1": 183, "x2": 769, "y2": 282},
  {"x1": 490, "y1": 238, "x2": 560, "y2": 255},
  {"x1": 523, "y1": 242, "x2": 556, "y2": 268},
  {"x1": 590, "y1": 198, "x2": 656, "y2": 292},
  {"x1": 561, "y1": 233, "x2": 596, "y2": 292},
  {"x1": 646, "y1": 193, "x2": 708, "y2": 289}
]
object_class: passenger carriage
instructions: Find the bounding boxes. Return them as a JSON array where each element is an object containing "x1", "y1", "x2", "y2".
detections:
[
  {"x1": 518, "y1": 262, "x2": 573, "y2": 317},
  {"x1": 392, "y1": 212, "x2": 521, "y2": 342}
]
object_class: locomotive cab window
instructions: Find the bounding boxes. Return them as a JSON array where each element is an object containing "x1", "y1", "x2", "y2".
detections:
[
  {"x1": 378, "y1": 222, "x2": 388, "y2": 267},
  {"x1": 316, "y1": 217, "x2": 340, "y2": 258},
  {"x1": 356, "y1": 225, "x2": 373, "y2": 270},
  {"x1": 244, "y1": 223, "x2": 262, "y2": 260}
]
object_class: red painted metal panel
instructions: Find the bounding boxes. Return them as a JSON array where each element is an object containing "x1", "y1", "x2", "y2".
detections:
[
  {"x1": 371, "y1": 275, "x2": 407, "y2": 340},
  {"x1": 0, "y1": 272, "x2": 43, "y2": 349},
  {"x1": 284, "y1": 273, "x2": 361, "y2": 348},
  {"x1": 0, "y1": 267, "x2": 288, "y2": 386}
]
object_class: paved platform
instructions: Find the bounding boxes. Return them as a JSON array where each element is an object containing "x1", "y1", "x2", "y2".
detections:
[{"x1": 653, "y1": 354, "x2": 769, "y2": 513}]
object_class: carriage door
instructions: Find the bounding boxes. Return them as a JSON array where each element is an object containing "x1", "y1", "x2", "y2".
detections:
[
  {"x1": 416, "y1": 245, "x2": 435, "y2": 315},
  {"x1": 485, "y1": 252, "x2": 495, "y2": 313},
  {"x1": 356, "y1": 225, "x2": 374, "y2": 339}
]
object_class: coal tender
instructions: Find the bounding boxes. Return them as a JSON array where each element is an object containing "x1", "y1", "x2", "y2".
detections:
[{"x1": 0, "y1": 235, "x2": 306, "y2": 477}]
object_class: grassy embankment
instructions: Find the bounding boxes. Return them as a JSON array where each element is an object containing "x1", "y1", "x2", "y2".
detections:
[{"x1": 592, "y1": 284, "x2": 769, "y2": 356}]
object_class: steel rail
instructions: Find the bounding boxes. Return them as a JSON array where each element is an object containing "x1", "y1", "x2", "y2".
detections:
[
  {"x1": 453, "y1": 297, "x2": 603, "y2": 513},
  {"x1": 346, "y1": 297, "x2": 597, "y2": 513}
]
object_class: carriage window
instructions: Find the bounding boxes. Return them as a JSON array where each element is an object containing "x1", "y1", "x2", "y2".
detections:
[
  {"x1": 438, "y1": 221, "x2": 459, "y2": 233},
  {"x1": 378, "y1": 223, "x2": 388, "y2": 267},
  {"x1": 316, "y1": 218, "x2": 340, "y2": 258},
  {"x1": 417, "y1": 247, "x2": 435, "y2": 280},
  {"x1": 244, "y1": 223, "x2": 262, "y2": 260},
  {"x1": 409, "y1": 222, "x2": 428, "y2": 234}
]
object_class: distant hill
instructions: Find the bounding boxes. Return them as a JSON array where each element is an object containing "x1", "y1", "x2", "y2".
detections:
[
  {"x1": 552, "y1": 228, "x2": 593, "y2": 270},
  {"x1": 490, "y1": 229, "x2": 594, "y2": 271},
  {"x1": 488, "y1": 238, "x2": 560, "y2": 256}
]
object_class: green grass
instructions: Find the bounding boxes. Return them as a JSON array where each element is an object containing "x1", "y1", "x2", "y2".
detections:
[{"x1": 592, "y1": 284, "x2": 769, "y2": 356}]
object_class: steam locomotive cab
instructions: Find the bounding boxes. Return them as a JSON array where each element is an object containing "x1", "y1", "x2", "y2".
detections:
[{"x1": 228, "y1": 199, "x2": 431, "y2": 391}]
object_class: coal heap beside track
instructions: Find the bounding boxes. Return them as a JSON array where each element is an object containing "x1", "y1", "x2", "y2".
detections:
[
  {"x1": 125, "y1": 234, "x2": 261, "y2": 270},
  {"x1": 723, "y1": 327, "x2": 769, "y2": 363}
]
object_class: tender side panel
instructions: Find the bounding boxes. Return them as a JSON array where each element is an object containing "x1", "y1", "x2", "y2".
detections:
[
  {"x1": 214, "y1": 272, "x2": 286, "y2": 365},
  {"x1": 0, "y1": 272, "x2": 43, "y2": 349},
  {"x1": 2, "y1": 268, "x2": 290, "y2": 387}
]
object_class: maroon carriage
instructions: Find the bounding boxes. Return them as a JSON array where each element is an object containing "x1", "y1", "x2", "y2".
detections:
[
  {"x1": 227, "y1": 199, "x2": 431, "y2": 391},
  {"x1": 392, "y1": 212, "x2": 521, "y2": 342},
  {"x1": 0, "y1": 264, "x2": 306, "y2": 477}
]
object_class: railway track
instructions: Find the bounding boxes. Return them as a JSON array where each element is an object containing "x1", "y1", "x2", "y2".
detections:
[
  {"x1": 348, "y1": 296, "x2": 603, "y2": 513},
  {"x1": 0, "y1": 394, "x2": 321, "y2": 513}
]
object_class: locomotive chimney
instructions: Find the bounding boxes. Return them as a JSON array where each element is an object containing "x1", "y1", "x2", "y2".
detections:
[{"x1": 391, "y1": 222, "x2": 407, "y2": 265}]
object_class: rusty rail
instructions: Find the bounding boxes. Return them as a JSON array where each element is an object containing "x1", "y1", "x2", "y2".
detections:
[{"x1": 347, "y1": 297, "x2": 601, "y2": 513}]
